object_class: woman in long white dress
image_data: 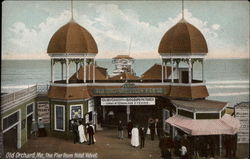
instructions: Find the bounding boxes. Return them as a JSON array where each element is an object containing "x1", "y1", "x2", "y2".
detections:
[
  {"x1": 131, "y1": 126, "x2": 140, "y2": 147},
  {"x1": 78, "y1": 121, "x2": 87, "y2": 143}
]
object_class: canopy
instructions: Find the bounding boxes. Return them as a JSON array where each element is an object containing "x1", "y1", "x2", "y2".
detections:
[{"x1": 166, "y1": 114, "x2": 240, "y2": 136}]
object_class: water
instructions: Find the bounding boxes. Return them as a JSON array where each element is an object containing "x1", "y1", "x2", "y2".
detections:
[{"x1": 1, "y1": 59, "x2": 249, "y2": 107}]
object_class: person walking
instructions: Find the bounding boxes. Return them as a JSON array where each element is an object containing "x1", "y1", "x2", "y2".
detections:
[
  {"x1": 87, "y1": 123, "x2": 94, "y2": 145},
  {"x1": 31, "y1": 119, "x2": 38, "y2": 138},
  {"x1": 149, "y1": 118, "x2": 155, "y2": 140},
  {"x1": 155, "y1": 118, "x2": 161, "y2": 139},
  {"x1": 131, "y1": 125, "x2": 140, "y2": 148},
  {"x1": 78, "y1": 121, "x2": 87, "y2": 144},
  {"x1": 127, "y1": 120, "x2": 133, "y2": 138},
  {"x1": 117, "y1": 120, "x2": 124, "y2": 139},
  {"x1": 139, "y1": 126, "x2": 146, "y2": 149}
]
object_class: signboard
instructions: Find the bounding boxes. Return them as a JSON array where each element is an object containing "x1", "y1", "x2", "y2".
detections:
[
  {"x1": 235, "y1": 102, "x2": 249, "y2": 143},
  {"x1": 93, "y1": 88, "x2": 165, "y2": 95},
  {"x1": 37, "y1": 102, "x2": 50, "y2": 124},
  {"x1": 70, "y1": 105, "x2": 82, "y2": 119},
  {"x1": 101, "y1": 97, "x2": 155, "y2": 106},
  {"x1": 88, "y1": 99, "x2": 94, "y2": 112}
]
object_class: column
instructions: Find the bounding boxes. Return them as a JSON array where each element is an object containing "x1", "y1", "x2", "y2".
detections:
[
  {"x1": 177, "y1": 61, "x2": 180, "y2": 83},
  {"x1": 66, "y1": 59, "x2": 69, "y2": 84},
  {"x1": 171, "y1": 58, "x2": 174, "y2": 83},
  {"x1": 93, "y1": 58, "x2": 95, "y2": 83},
  {"x1": 84, "y1": 58, "x2": 86, "y2": 83},
  {"x1": 76, "y1": 62, "x2": 79, "y2": 79},
  {"x1": 202, "y1": 59, "x2": 204, "y2": 82},
  {"x1": 88, "y1": 61, "x2": 91, "y2": 81},
  {"x1": 102, "y1": 106, "x2": 106, "y2": 121},
  {"x1": 188, "y1": 58, "x2": 192, "y2": 83},
  {"x1": 61, "y1": 61, "x2": 64, "y2": 80},
  {"x1": 51, "y1": 59, "x2": 54, "y2": 83},
  {"x1": 165, "y1": 61, "x2": 167, "y2": 81},
  {"x1": 126, "y1": 105, "x2": 130, "y2": 122},
  {"x1": 161, "y1": 58, "x2": 164, "y2": 83}
]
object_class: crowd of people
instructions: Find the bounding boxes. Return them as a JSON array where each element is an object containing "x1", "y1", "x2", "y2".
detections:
[
  {"x1": 117, "y1": 118, "x2": 163, "y2": 149},
  {"x1": 69, "y1": 119, "x2": 96, "y2": 145}
]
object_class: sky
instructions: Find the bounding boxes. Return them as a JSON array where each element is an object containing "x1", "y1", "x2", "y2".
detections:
[{"x1": 2, "y1": 0, "x2": 249, "y2": 59}]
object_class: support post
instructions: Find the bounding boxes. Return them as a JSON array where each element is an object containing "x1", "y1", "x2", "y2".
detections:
[
  {"x1": 126, "y1": 105, "x2": 130, "y2": 122},
  {"x1": 93, "y1": 58, "x2": 95, "y2": 83},
  {"x1": 219, "y1": 135, "x2": 222, "y2": 157},
  {"x1": 103, "y1": 106, "x2": 105, "y2": 120},
  {"x1": 51, "y1": 59, "x2": 54, "y2": 83},
  {"x1": 177, "y1": 61, "x2": 179, "y2": 83},
  {"x1": 161, "y1": 58, "x2": 164, "y2": 83},
  {"x1": 202, "y1": 59, "x2": 205, "y2": 82},
  {"x1": 165, "y1": 61, "x2": 167, "y2": 80},
  {"x1": 171, "y1": 58, "x2": 174, "y2": 83},
  {"x1": 76, "y1": 62, "x2": 79, "y2": 79},
  {"x1": 84, "y1": 58, "x2": 86, "y2": 83},
  {"x1": 66, "y1": 59, "x2": 69, "y2": 84},
  {"x1": 188, "y1": 58, "x2": 192, "y2": 83},
  {"x1": 61, "y1": 61, "x2": 64, "y2": 80}
]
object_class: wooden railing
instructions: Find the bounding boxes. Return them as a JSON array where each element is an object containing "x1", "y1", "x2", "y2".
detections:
[{"x1": 1, "y1": 84, "x2": 49, "y2": 108}]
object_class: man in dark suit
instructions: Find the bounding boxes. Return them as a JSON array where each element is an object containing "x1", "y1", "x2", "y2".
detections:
[
  {"x1": 70, "y1": 119, "x2": 79, "y2": 144},
  {"x1": 127, "y1": 120, "x2": 133, "y2": 138},
  {"x1": 139, "y1": 126, "x2": 146, "y2": 149},
  {"x1": 87, "y1": 123, "x2": 94, "y2": 145},
  {"x1": 149, "y1": 119, "x2": 155, "y2": 140}
]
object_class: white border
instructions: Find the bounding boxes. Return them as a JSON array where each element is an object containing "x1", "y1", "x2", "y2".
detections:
[
  {"x1": 2, "y1": 109, "x2": 21, "y2": 149},
  {"x1": 69, "y1": 104, "x2": 83, "y2": 120},
  {"x1": 54, "y1": 105, "x2": 65, "y2": 131}
]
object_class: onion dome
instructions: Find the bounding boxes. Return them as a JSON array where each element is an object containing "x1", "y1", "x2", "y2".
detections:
[
  {"x1": 47, "y1": 20, "x2": 98, "y2": 54},
  {"x1": 158, "y1": 19, "x2": 208, "y2": 54}
]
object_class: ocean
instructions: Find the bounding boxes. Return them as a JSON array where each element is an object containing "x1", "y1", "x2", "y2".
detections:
[{"x1": 1, "y1": 59, "x2": 249, "y2": 107}]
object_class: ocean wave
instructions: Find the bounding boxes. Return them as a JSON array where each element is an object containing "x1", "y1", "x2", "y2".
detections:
[{"x1": 210, "y1": 92, "x2": 249, "y2": 96}]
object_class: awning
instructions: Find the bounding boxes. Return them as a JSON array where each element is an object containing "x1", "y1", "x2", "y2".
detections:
[{"x1": 166, "y1": 114, "x2": 240, "y2": 136}]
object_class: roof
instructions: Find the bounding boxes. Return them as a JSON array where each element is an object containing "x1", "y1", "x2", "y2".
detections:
[
  {"x1": 47, "y1": 20, "x2": 98, "y2": 54},
  {"x1": 158, "y1": 19, "x2": 208, "y2": 54},
  {"x1": 171, "y1": 99, "x2": 227, "y2": 111},
  {"x1": 166, "y1": 114, "x2": 240, "y2": 135},
  {"x1": 48, "y1": 86, "x2": 91, "y2": 100},
  {"x1": 141, "y1": 64, "x2": 173, "y2": 80},
  {"x1": 69, "y1": 64, "x2": 107, "y2": 81},
  {"x1": 169, "y1": 85, "x2": 209, "y2": 99},
  {"x1": 113, "y1": 55, "x2": 133, "y2": 59},
  {"x1": 108, "y1": 72, "x2": 139, "y2": 80}
]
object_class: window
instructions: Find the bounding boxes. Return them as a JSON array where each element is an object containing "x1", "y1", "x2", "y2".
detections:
[
  {"x1": 26, "y1": 103, "x2": 33, "y2": 115},
  {"x1": 55, "y1": 105, "x2": 65, "y2": 131},
  {"x1": 3, "y1": 111, "x2": 19, "y2": 131}
]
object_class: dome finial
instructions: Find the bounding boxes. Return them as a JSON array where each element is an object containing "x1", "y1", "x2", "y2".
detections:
[{"x1": 70, "y1": 0, "x2": 74, "y2": 21}]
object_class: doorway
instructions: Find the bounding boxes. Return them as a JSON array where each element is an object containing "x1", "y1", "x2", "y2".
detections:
[
  {"x1": 3, "y1": 125, "x2": 17, "y2": 152},
  {"x1": 27, "y1": 115, "x2": 33, "y2": 139}
]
